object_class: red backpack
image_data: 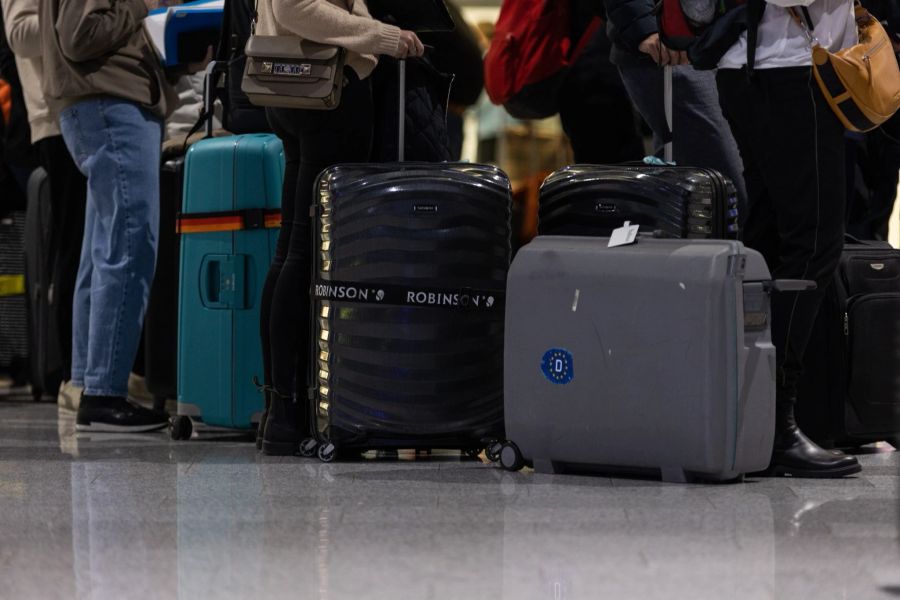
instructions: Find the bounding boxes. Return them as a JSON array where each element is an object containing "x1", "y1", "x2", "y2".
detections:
[{"x1": 484, "y1": 0, "x2": 601, "y2": 120}]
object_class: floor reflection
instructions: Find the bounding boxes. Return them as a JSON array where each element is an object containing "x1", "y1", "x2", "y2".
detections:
[{"x1": 0, "y1": 401, "x2": 897, "y2": 600}]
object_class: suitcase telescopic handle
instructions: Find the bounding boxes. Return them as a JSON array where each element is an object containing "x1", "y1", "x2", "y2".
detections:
[{"x1": 764, "y1": 279, "x2": 817, "y2": 293}]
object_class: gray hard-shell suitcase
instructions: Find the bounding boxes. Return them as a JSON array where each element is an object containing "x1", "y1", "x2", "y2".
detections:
[{"x1": 500, "y1": 236, "x2": 782, "y2": 482}]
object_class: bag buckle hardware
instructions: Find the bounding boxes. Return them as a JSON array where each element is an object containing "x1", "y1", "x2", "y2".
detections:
[{"x1": 242, "y1": 209, "x2": 266, "y2": 230}]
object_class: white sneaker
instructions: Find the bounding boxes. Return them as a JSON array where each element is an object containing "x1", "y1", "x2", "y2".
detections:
[{"x1": 57, "y1": 380, "x2": 83, "y2": 412}]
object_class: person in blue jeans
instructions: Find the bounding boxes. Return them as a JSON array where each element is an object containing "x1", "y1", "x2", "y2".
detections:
[
  {"x1": 605, "y1": 0, "x2": 748, "y2": 218},
  {"x1": 40, "y1": 0, "x2": 175, "y2": 431}
]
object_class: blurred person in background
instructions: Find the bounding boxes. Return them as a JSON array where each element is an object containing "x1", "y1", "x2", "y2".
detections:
[
  {"x1": 3, "y1": 0, "x2": 87, "y2": 409},
  {"x1": 560, "y1": 0, "x2": 644, "y2": 163}
]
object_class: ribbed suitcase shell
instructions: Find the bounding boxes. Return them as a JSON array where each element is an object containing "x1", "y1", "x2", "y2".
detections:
[
  {"x1": 24, "y1": 169, "x2": 63, "y2": 398},
  {"x1": 504, "y1": 237, "x2": 776, "y2": 482},
  {"x1": 539, "y1": 165, "x2": 740, "y2": 239},
  {"x1": 177, "y1": 135, "x2": 282, "y2": 430},
  {"x1": 312, "y1": 163, "x2": 511, "y2": 449}
]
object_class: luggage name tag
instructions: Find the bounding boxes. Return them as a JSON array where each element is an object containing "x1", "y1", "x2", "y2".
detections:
[{"x1": 608, "y1": 221, "x2": 640, "y2": 248}]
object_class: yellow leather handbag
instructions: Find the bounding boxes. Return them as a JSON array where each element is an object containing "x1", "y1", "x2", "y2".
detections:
[{"x1": 791, "y1": 3, "x2": 900, "y2": 132}]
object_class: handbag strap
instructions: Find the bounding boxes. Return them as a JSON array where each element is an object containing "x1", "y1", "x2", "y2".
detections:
[{"x1": 788, "y1": 5, "x2": 818, "y2": 46}]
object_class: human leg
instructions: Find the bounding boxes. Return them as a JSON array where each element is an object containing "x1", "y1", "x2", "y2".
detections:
[{"x1": 59, "y1": 98, "x2": 168, "y2": 432}]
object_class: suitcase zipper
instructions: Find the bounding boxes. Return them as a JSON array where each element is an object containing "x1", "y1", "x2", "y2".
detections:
[{"x1": 843, "y1": 311, "x2": 849, "y2": 337}]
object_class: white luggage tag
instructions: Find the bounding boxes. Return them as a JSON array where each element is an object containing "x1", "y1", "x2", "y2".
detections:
[{"x1": 608, "y1": 221, "x2": 640, "y2": 248}]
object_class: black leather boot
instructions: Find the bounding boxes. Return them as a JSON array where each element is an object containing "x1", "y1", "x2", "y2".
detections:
[
  {"x1": 256, "y1": 388, "x2": 270, "y2": 451},
  {"x1": 759, "y1": 403, "x2": 862, "y2": 478},
  {"x1": 261, "y1": 390, "x2": 304, "y2": 456}
]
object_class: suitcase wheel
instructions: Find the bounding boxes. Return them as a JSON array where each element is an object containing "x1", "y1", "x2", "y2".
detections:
[
  {"x1": 299, "y1": 437, "x2": 319, "y2": 458},
  {"x1": 499, "y1": 441, "x2": 525, "y2": 472},
  {"x1": 170, "y1": 416, "x2": 193, "y2": 441},
  {"x1": 485, "y1": 440, "x2": 503, "y2": 463},
  {"x1": 317, "y1": 441, "x2": 337, "y2": 463}
]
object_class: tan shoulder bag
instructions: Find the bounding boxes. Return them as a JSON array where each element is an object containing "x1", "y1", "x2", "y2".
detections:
[{"x1": 790, "y1": 2, "x2": 900, "y2": 132}]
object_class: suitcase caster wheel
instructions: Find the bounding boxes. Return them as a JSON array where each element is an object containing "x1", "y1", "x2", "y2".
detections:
[
  {"x1": 317, "y1": 442, "x2": 337, "y2": 463},
  {"x1": 299, "y1": 438, "x2": 319, "y2": 458},
  {"x1": 499, "y1": 442, "x2": 525, "y2": 472},
  {"x1": 486, "y1": 441, "x2": 503, "y2": 463},
  {"x1": 171, "y1": 416, "x2": 193, "y2": 441}
]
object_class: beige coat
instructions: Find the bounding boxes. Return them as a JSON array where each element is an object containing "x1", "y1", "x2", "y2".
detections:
[
  {"x1": 2, "y1": 0, "x2": 57, "y2": 142},
  {"x1": 256, "y1": 0, "x2": 403, "y2": 79}
]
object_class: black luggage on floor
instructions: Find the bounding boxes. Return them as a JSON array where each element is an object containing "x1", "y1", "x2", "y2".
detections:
[
  {"x1": 142, "y1": 158, "x2": 183, "y2": 403},
  {"x1": 538, "y1": 164, "x2": 740, "y2": 239},
  {"x1": 0, "y1": 210, "x2": 30, "y2": 387},
  {"x1": 23, "y1": 168, "x2": 63, "y2": 399},
  {"x1": 308, "y1": 163, "x2": 511, "y2": 459},
  {"x1": 797, "y1": 238, "x2": 900, "y2": 449}
]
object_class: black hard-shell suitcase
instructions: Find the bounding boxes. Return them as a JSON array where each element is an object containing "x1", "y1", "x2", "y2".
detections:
[
  {"x1": 797, "y1": 238, "x2": 900, "y2": 448},
  {"x1": 307, "y1": 162, "x2": 512, "y2": 460},
  {"x1": 23, "y1": 168, "x2": 63, "y2": 399},
  {"x1": 0, "y1": 210, "x2": 30, "y2": 387},
  {"x1": 538, "y1": 164, "x2": 740, "y2": 239},
  {"x1": 142, "y1": 158, "x2": 183, "y2": 403}
]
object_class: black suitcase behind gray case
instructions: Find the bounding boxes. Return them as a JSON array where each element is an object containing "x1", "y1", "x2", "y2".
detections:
[{"x1": 539, "y1": 164, "x2": 740, "y2": 239}]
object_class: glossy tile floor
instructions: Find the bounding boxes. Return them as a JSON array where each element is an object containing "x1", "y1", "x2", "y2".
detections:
[{"x1": 1, "y1": 399, "x2": 898, "y2": 600}]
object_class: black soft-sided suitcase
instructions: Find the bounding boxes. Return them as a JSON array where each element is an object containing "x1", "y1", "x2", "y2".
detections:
[
  {"x1": 24, "y1": 168, "x2": 63, "y2": 399},
  {"x1": 307, "y1": 163, "x2": 511, "y2": 460},
  {"x1": 538, "y1": 164, "x2": 740, "y2": 239},
  {"x1": 797, "y1": 238, "x2": 900, "y2": 448},
  {"x1": 0, "y1": 210, "x2": 30, "y2": 387},
  {"x1": 143, "y1": 158, "x2": 183, "y2": 404}
]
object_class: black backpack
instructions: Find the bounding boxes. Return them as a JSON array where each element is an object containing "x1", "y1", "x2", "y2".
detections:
[{"x1": 194, "y1": 0, "x2": 269, "y2": 135}]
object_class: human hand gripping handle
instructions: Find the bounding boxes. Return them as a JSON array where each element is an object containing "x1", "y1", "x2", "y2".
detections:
[
  {"x1": 395, "y1": 30, "x2": 425, "y2": 59},
  {"x1": 638, "y1": 33, "x2": 688, "y2": 66}
]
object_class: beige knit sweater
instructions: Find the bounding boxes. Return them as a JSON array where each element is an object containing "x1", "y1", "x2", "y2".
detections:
[
  {"x1": 2, "y1": 0, "x2": 58, "y2": 143},
  {"x1": 256, "y1": 0, "x2": 403, "y2": 79}
]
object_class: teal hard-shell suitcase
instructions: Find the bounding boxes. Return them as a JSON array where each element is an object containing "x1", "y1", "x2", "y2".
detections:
[{"x1": 174, "y1": 134, "x2": 283, "y2": 438}]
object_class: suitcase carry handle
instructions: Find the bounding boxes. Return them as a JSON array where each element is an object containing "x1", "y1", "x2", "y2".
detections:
[
  {"x1": 199, "y1": 254, "x2": 247, "y2": 310},
  {"x1": 764, "y1": 279, "x2": 817, "y2": 293}
]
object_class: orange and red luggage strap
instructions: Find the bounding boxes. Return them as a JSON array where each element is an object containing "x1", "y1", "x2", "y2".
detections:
[{"x1": 176, "y1": 209, "x2": 281, "y2": 234}]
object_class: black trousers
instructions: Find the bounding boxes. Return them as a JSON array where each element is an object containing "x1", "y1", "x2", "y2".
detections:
[
  {"x1": 558, "y1": 27, "x2": 644, "y2": 164},
  {"x1": 35, "y1": 135, "x2": 87, "y2": 381},
  {"x1": 717, "y1": 67, "x2": 846, "y2": 403},
  {"x1": 262, "y1": 73, "x2": 374, "y2": 401}
]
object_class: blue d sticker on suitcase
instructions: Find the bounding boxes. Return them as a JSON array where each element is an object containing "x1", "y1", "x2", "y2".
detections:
[{"x1": 541, "y1": 349, "x2": 574, "y2": 385}]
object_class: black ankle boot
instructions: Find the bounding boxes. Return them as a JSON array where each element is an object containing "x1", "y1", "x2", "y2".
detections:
[
  {"x1": 760, "y1": 403, "x2": 861, "y2": 478},
  {"x1": 261, "y1": 390, "x2": 303, "y2": 456},
  {"x1": 256, "y1": 389, "x2": 271, "y2": 451}
]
